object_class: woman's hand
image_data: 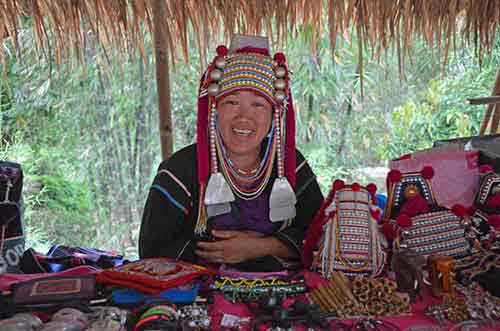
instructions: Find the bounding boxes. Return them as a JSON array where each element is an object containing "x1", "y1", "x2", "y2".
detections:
[{"x1": 195, "y1": 230, "x2": 265, "y2": 264}]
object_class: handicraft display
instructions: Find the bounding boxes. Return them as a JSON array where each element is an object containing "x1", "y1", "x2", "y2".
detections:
[
  {"x1": 302, "y1": 180, "x2": 386, "y2": 278},
  {"x1": 96, "y1": 258, "x2": 212, "y2": 294}
]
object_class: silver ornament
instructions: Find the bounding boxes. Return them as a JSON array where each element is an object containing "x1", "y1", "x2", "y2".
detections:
[
  {"x1": 215, "y1": 57, "x2": 226, "y2": 69},
  {"x1": 274, "y1": 79, "x2": 286, "y2": 90},
  {"x1": 275, "y1": 66, "x2": 286, "y2": 78},
  {"x1": 207, "y1": 83, "x2": 219, "y2": 96},
  {"x1": 210, "y1": 69, "x2": 223, "y2": 81},
  {"x1": 275, "y1": 90, "x2": 286, "y2": 102}
]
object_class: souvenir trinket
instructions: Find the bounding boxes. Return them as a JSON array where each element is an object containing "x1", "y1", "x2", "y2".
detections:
[
  {"x1": 428, "y1": 255, "x2": 454, "y2": 297},
  {"x1": 391, "y1": 246, "x2": 424, "y2": 301},
  {"x1": 179, "y1": 304, "x2": 210, "y2": 331}
]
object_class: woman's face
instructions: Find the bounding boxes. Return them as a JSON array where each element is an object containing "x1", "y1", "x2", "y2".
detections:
[{"x1": 217, "y1": 90, "x2": 273, "y2": 158}]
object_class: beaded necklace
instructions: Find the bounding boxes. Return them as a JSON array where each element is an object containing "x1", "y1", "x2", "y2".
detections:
[{"x1": 215, "y1": 120, "x2": 277, "y2": 200}]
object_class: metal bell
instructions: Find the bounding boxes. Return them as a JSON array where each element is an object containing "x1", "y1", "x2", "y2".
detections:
[
  {"x1": 274, "y1": 79, "x2": 286, "y2": 90},
  {"x1": 207, "y1": 83, "x2": 219, "y2": 96},
  {"x1": 210, "y1": 69, "x2": 223, "y2": 81},
  {"x1": 275, "y1": 66, "x2": 286, "y2": 78},
  {"x1": 215, "y1": 57, "x2": 226, "y2": 69},
  {"x1": 275, "y1": 90, "x2": 286, "y2": 102}
]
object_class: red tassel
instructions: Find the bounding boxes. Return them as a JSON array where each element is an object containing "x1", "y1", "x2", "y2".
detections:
[
  {"x1": 284, "y1": 90, "x2": 296, "y2": 188},
  {"x1": 388, "y1": 169, "x2": 402, "y2": 183},
  {"x1": 216, "y1": 45, "x2": 229, "y2": 56},
  {"x1": 382, "y1": 222, "x2": 397, "y2": 239},
  {"x1": 400, "y1": 195, "x2": 428, "y2": 217},
  {"x1": 488, "y1": 215, "x2": 500, "y2": 229},
  {"x1": 451, "y1": 204, "x2": 469, "y2": 217},
  {"x1": 351, "y1": 183, "x2": 361, "y2": 191},
  {"x1": 366, "y1": 183, "x2": 377, "y2": 195},
  {"x1": 486, "y1": 193, "x2": 500, "y2": 208},
  {"x1": 421, "y1": 166, "x2": 434, "y2": 179},
  {"x1": 396, "y1": 214, "x2": 413, "y2": 228}
]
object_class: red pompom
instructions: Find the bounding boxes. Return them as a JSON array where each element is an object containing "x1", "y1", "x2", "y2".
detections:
[
  {"x1": 479, "y1": 164, "x2": 494, "y2": 174},
  {"x1": 216, "y1": 45, "x2": 229, "y2": 56},
  {"x1": 400, "y1": 195, "x2": 429, "y2": 217},
  {"x1": 333, "y1": 179, "x2": 345, "y2": 191},
  {"x1": 421, "y1": 166, "x2": 434, "y2": 179},
  {"x1": 467, "y1": 205, "x2": 476, "y2": 216},
  {"x1": 486, "y1": 193, "x2": 500, "y2": 208},
  {"x1": 451, "y1": 204, "x2": 469, "y2": 217},
  {"x1": 382, "y1": 222, "x2": 397, "y2": 239},
  {"x1": 370, "y1": 208, "x2": 382, "y2": 222},
  {"x1": 396, "y1": 214, "x2": 413, "y2": 228},
  {"x1": 351, "y1": 183, "x2": 361, "y2": 191},
  {"x1": 388, "y1": 169, "x2": 402, "y2": 183},
  {"x1": 488, "y1": 215, "x2": 500, "y2": 229},
  {"x1": 366, "y1": 183, "x2": 377, "y2": 195},
  {"x1": 274, "y1": 52, "x2": 286, "y2": 63}
]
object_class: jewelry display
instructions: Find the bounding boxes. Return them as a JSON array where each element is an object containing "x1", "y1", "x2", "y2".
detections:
[
  {"x1": 135, "y1": 304, "x2": 178, "y2": 331},
  {"x1": 220, "y1": 313, "x2": 251, "y2": 331},
  {"x1": 87, "y1": 306, "x2": 128, "y2": 331},
  {"x1": 179, "y1": 304, "x2": 210, "y2": 331},
  {"x1": 209, "y1": 276, "x2": 306, "y2": 302}
]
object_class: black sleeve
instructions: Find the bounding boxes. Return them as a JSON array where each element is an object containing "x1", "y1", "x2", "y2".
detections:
[
  {"x1": 139, "y1": 158, "x2": 197, "y2": 262},
  {"x1": 273, "y1": 150, "x2": 324, "y2": 262}
]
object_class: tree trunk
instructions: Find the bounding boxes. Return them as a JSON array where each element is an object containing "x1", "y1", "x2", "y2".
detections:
[{"x1": 152, "y1": 0, "x2": 173, "y2": 160}]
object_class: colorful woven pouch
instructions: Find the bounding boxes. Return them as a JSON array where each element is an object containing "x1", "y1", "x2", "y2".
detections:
[
  {"x1": 302, "y1": 180, "x2": 386, "y2": 278},
  {"x1": 398, "y1": 209, "x2": 471, "y2": 259}
]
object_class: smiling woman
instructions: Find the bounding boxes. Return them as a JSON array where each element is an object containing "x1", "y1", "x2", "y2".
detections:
[{"x1": 139, "y1": 35, "x2": 324, "y2": 271}]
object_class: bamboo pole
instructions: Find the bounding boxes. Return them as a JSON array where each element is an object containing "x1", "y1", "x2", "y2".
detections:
[
  {"x1": 479, "y1": 64, "x2": 500, "y2": 136},
  {"x1": 152, "y1": 0, "x2": 173, "y2": 160}
]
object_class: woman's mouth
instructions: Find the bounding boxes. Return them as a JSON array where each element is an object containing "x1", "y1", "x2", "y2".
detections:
[{"x1": 232, "y1": 128, "x2": 254, "y2": 137}]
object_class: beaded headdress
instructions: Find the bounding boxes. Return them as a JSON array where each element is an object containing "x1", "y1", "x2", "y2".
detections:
[{"x1": 195, "y1": 35, "x2": 296, "y2": 234}]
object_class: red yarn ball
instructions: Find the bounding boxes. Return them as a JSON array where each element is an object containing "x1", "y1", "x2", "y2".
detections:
[
  {"x1": 486, "y1": 193, "x2": 500, "y2": 208},
  {"x1": 421, "y1": 166, "x2": 434, "y2": 179},
  {"x1": 400, "y1": 196, "x2": 429, "y2": 217},
  {"x1": 370, "y1": 208, "x2": 382, "y2": 222},
  {"x1": 382, "y1": 223, "x2": 397, "y2": 239},
  {"x1": 274, "y1": 52, "x2": 286, "y2": 63},
  {"x1": 366, "y1": 183, "x2": 377, "y2": 195},
  {"x1": 396, "y1": 214, "x2": 413, "y2": 228},
  {"x1": 488, "y1": 215, "x2": 500, "y2": 229},
  {"x1": 351, "y1": 183, "x2": 361, "y2": 191},
  {"x1": 388, "y1": 169, "x2": 402, "y2": 183},
  {"x1": 479, "y1": 164, "x2": 494, "y2": 174},
  {"x1": 451, "y1": 204, "x2": 468, "y2": 217},
  {"x1": 333, "y1": 179, "x2": 345, "y2": 191},
  {"x1": 216, "y1": 45, "x2": 229, "y2": 56}
]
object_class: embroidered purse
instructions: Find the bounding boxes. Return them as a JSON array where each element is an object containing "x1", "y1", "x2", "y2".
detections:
[
  {"x1": 302, "y1": 180, "x2": 386, "y2": 278},
  {"x1": 397, "y1": 209, "x2": 471, "y2": 259}
]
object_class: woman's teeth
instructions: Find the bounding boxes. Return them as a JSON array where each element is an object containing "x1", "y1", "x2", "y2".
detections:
[{"x1": 233, "y1": 128, "x2": 253, "y2": 136}]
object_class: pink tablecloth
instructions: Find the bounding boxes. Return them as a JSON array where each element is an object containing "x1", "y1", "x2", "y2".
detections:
[{"x1": 208, "y1": 271, "x2": 500, "y2": 331}]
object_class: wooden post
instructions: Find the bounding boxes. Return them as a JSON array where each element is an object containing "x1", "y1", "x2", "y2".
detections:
[
  {"x1": 480, "y1": 64, "x2": 500, "y2": 136},
  {"x1": 152, "y1": 0, "x2": 173, "y2": 160}
]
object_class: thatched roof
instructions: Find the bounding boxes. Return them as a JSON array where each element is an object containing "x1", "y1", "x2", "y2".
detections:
[{"x1": 1, "y1": 0, "x2": 500, "y2": 65}]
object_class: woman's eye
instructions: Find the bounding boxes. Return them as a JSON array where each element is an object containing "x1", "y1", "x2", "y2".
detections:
[
  {"x1": 253, "y1": 102, "x2": 265, "y2": 108},
  {"x1": 224, "y1": 100, "x2": 239, "y2": 105}
]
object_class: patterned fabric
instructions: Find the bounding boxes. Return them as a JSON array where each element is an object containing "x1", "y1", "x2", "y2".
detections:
[
  {"x1": 315, "y1": 187, "x2": 385, "y2": 278},
  {"x1": 399, "y1": 210, "x2": 470, "y2": 258},
  {"x1": 469, "y1": 209, "x2": 495, "y2": 243},
  {"x1": 385, "y1": 171, "x2": 437, "y2": 220},
  {"x1": 217, "y1": 53, "x2": 276, "y2": 104},
  {"x1": 475, "y1": 171, "x2": 500, "y2": 206}
]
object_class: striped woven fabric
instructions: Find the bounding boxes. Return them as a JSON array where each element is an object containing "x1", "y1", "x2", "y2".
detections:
[
  {"x1": 319, "y1": 189, "x2": 385, "y2": 278},
  {"x1": 401, "y1": 210, "x2": 471, "y2": 258}
]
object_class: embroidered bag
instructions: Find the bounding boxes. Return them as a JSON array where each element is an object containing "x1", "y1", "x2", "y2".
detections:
[
  {"x1": 302, "y1": 180, "x2": 385, "y2": 278},
  {"x1": 389, "y1": 150, "x2": 479, "y2": 209},
  {"x1": 398, "y1": 209, "x2": 471, "y2": 259},
  {"x1": 383, "y1": 167, "x2": 471, "y2": 260},
  {"x1": 0, "y1": 161, "x2": 24, "y2": 274}
]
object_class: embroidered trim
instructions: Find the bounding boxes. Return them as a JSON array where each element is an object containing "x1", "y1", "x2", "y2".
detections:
[
  {"x1": 157, "y1": 169, "x2": 191, "y2": 198},
  {"x1": 296, "y1": 160, "x2": 307, "y2": 173},
  {"x1": 176, "y1": 240, "x2": 192, "y2": 260},
  {"x1": 151, "y1": 184, "x2": 189, "y2": 216}
]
